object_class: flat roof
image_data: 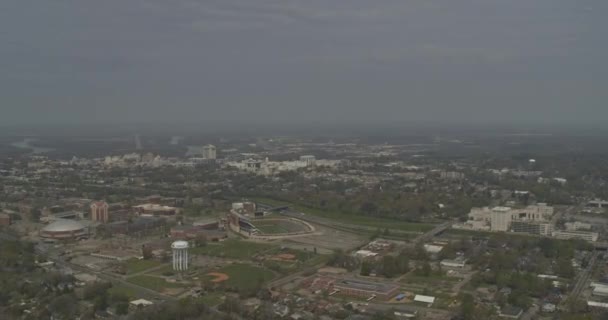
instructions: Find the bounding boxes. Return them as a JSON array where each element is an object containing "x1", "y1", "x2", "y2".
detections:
[
  {"x1": 334, "y1": 278, "x2": 399, "y2": 294},
  {"x1": 414, "y1": 295, "x2": 435, "y2": 304}
]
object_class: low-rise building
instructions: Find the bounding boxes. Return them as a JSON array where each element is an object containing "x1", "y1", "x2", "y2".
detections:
[
  {"x1": 304, "y1": 276, "x2": 399, "y2": 301},
  {"x1": 552, "y1": 230, "x2": 599, "y2": 242}
]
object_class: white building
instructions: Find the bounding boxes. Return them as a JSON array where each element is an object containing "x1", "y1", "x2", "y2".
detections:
[
  {"x1": 202, "y1": 145, "x2": 217, "y2": 160},
  {"x1": 171, "y1": 241, "x2": 189, "y2": 271},
  {"x1": 460, "y1": 203, "x2": 555, "y2": 234},
  {"x1": 300, "y1": 155, "x2": 316, "y2": 166},
  {"x1": 490, "y1": 207, "x2": 512, "y2": 231},
  {"x1": 552, "y1": 230, "x2": 599, "y2": 242},
  {"x1": 565, "y1": 221, "x2": 592, "y2": 231}
]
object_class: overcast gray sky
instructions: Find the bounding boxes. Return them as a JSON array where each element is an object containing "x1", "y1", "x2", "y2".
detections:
[{"x1": 1, "y1": 0, "x2": 606, "y2": 125}]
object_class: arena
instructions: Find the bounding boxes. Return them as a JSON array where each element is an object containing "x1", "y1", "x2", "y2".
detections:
[
  {"x1": 40, "y1": 219, "x2": 89, "y2": 240},
  {"x1": 227, "y1": 212, "x2": 315, "y2": 238}
]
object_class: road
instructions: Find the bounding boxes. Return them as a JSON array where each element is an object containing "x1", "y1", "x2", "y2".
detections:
[
  {"x1": 413, "y1": 221, "x2": 452, "y2": 244},
  {"x1": 259, "y1": 203, "x2": 438, "y2": 238},
  {"x1": 569, "y1": 251, "x2": 599, "y2": 302}
]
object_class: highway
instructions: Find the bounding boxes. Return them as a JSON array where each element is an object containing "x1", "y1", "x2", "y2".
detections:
[{"x1": 259, "y1": 203, "x2": 439, "y2": 238}]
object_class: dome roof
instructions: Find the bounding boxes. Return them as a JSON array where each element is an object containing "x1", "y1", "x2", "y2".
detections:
[{"x1": 43, "y1": 219, "x2": 86, "y2": 233}]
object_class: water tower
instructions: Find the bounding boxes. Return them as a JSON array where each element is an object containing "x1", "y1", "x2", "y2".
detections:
[{"x1": 171, "y1": 240, "x2": 189, "y2": 271}]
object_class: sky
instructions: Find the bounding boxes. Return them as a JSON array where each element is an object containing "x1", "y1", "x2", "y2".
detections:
[{"x1": 0, "y1": 0, "x2": 607, "y2": 126}]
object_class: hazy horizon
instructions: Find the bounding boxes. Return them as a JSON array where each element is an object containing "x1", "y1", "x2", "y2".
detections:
[{"x1": 1, "y1": 0, "x2": 607, "y2": 125}]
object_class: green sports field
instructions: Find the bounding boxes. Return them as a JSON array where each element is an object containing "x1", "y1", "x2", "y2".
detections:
[
  {"x1": 190, "y1": 239, "x2": 276, "y2": 259},
  {"x1": 203, "y1": 264, "x2": 275, "y2": 290}
]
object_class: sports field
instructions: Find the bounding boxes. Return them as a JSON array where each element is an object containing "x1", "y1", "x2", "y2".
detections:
[
  {"x1": 190, "y1": 239, "x2": 276, "y2": 259},
  {"x1": 203, "y1": 264, "x2": 275, "y2": 290},
  {"x1": 253, "y1": 218, "x2": 309, "y2": 234},
  {"x1": 125, "y1": 259, "x2": 162, "y2": 274}
]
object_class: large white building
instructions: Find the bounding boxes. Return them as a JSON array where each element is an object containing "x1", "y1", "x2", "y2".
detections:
[
  {"x1": 490, "y1": 206, "x2": 512, "y2": 232},
  {"x1": 459, "y1": 203, "x2": 555, "y2": 235},
  {"x1": 202, "y1": 145, "x2": 217, "y2": 160}
]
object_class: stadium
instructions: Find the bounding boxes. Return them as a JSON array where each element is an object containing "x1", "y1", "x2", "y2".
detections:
[
  {"x1": 227, "y1": 212, "x2": 314, "y2": 238},
  {"x1": 39, "y1": 219, "x2": 89, "y2": 240}
]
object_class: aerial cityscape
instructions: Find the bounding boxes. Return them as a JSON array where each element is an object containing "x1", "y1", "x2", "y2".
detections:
[
  {"x1": 1, "y1": 126, "x2": 608, "y2": 320},
  {"x1": 2, "y1": 0, "x2": 608, "y2": 319}
]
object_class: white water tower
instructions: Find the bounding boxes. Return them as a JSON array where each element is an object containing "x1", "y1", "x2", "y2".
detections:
[{"x1": 171, "y1": 240, "x2": 189, "y2": 271}]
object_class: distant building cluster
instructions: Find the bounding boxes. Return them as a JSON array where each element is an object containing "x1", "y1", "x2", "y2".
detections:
[
  {"x1": 225, "y1": 156, "x2": 339, "y2": 176},
  {"x1": 461, "y1": 203, "x2": 554, "y2": 235},
  {"x1": 457, "y1": 203, "x2": 599, "y2": 241}
]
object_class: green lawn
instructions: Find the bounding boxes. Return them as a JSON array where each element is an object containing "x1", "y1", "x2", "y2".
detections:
[
  {"x1": 198, "y1": 293, "x2": 224, "y2": 307},
  {"x1": 147, "y1": 264, "x2": 175, "y2": 276},
  {"x1": 254, "y1": 221, "x2": 288, "y2": 234},
  {"x1": 127, "y1": 275, "x2": 185, "y2": 292},
  {"x1": 190, "y1": 239, "x2": 275, "y2": 259},
  {"x1": 204, "y1": 264, "x2": 275, "y2": 290},
  {"x1": 108, "y1": 284, "x2": 140, "y2": 299},
  {"x1": 253, "y1": 197, "x2": 434, "y2": 232},
  {"x1": 126, "y1": 259, "x2": 162, "y2": 274}
]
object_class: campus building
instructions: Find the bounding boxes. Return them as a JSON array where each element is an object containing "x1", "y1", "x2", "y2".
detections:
[
  {"x1": 304, "y1": 276, "x2": 400, "y2": 301},
  {"x1": 90, "y1": 201, "x2": 109, "y2": 223},
  {"x1": 40, "y1": 219, "x2": 89, "y2": 240}
]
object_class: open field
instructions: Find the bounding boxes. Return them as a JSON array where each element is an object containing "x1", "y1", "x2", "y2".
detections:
[
  {"x1": 203, "y1": 264, "x2": 275, "y2": 290},
  {"x1": 126, "y1": 259, "x2": 162, "y2": 274},
  {"x1": 107, "y1": 284, "x2": 140, "y2": 299},
  {"x1": 190, "y1": 239, "x2": 276, "y2": 259},
  {"x1": 199, "y1": 293, "x2": 224, "y2": 307},
  {"x1": 127, "y1": 275, "x2": 186, "y2": 293},
  {"x1": 254, "y1": 198, "x2": 434, "y2": 232}
]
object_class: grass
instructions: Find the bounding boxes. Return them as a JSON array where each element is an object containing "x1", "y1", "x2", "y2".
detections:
[
  {"x1": 126, "y1": 259, "x2": 162, "y2": 274},
  {"x1": 190, "y1": 239, "x2": 276, "y2": 259},
  {"x1": 255, "y1": 221, "x2": 289, "y2": 234},
  {"x1": 147, "y1": 264, "x2": 175, "y2": 276},
  {"x1": 199, "y1": 293, "x2": 224, "y2": 307},
  {"x1": 108, "y1": 284, "x2": 140, "y2": 299},
  {"x1": 127, "y1": 275, "x2": 185, "y2": 292},
  {"x1": 204, "y1": 264, "x2": 275, "y2": 290},
  {"x1": 253, "y1": 197, "x2": 434, "y2": 232}
]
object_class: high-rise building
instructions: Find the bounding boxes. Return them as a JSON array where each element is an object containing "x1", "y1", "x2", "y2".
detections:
[
  {"x1": 300, "y1": 155, "x2": 316, "y2": 166},
  {"x1": 490, "y1": 207, "x2": 512, "y2": 232},
  {"x1": 90, "y1": 201, "x2": 109, "y2": 223},
  {"x1": 171, "y1": 241, "x2": 189, "y2": 271},
  {"x1": 202, "y1": 145, "x2": 216, "y2": 160}
]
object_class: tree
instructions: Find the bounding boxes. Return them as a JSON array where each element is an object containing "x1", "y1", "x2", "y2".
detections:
[
  {"x1": 49, "y1": 294, "x2": 77, "y2": 319},
  {"x1": 381, "y1": 256, "x2": 399, "y2": 278},
  {"x1": 360, "y1": 202, "x2": 378, "y2": 216},
  {"x1": 83, "y1": 282, "x2": 111, "y2": 300},
  {"x1": 195, "y1": 234, "x2": 207, "y2": 247},
  {"x1": 415, "y1": 261, "x2": 432, "y2": 277},
  {"x1": 115, "y1": 302, "x2": 129, "y2": 315},
  {"x1": 142, "y1": 245, "x2": 153, "y2": 260},
  {"x1": 397, "y1": 255, "x2": 410, "y2": 273},
  {"x1": 461, "y1": 294, "x2": 475, "y2": 320},
  {"x1": 361, "y1": 261, "x2": 372, "y2": 276}
]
